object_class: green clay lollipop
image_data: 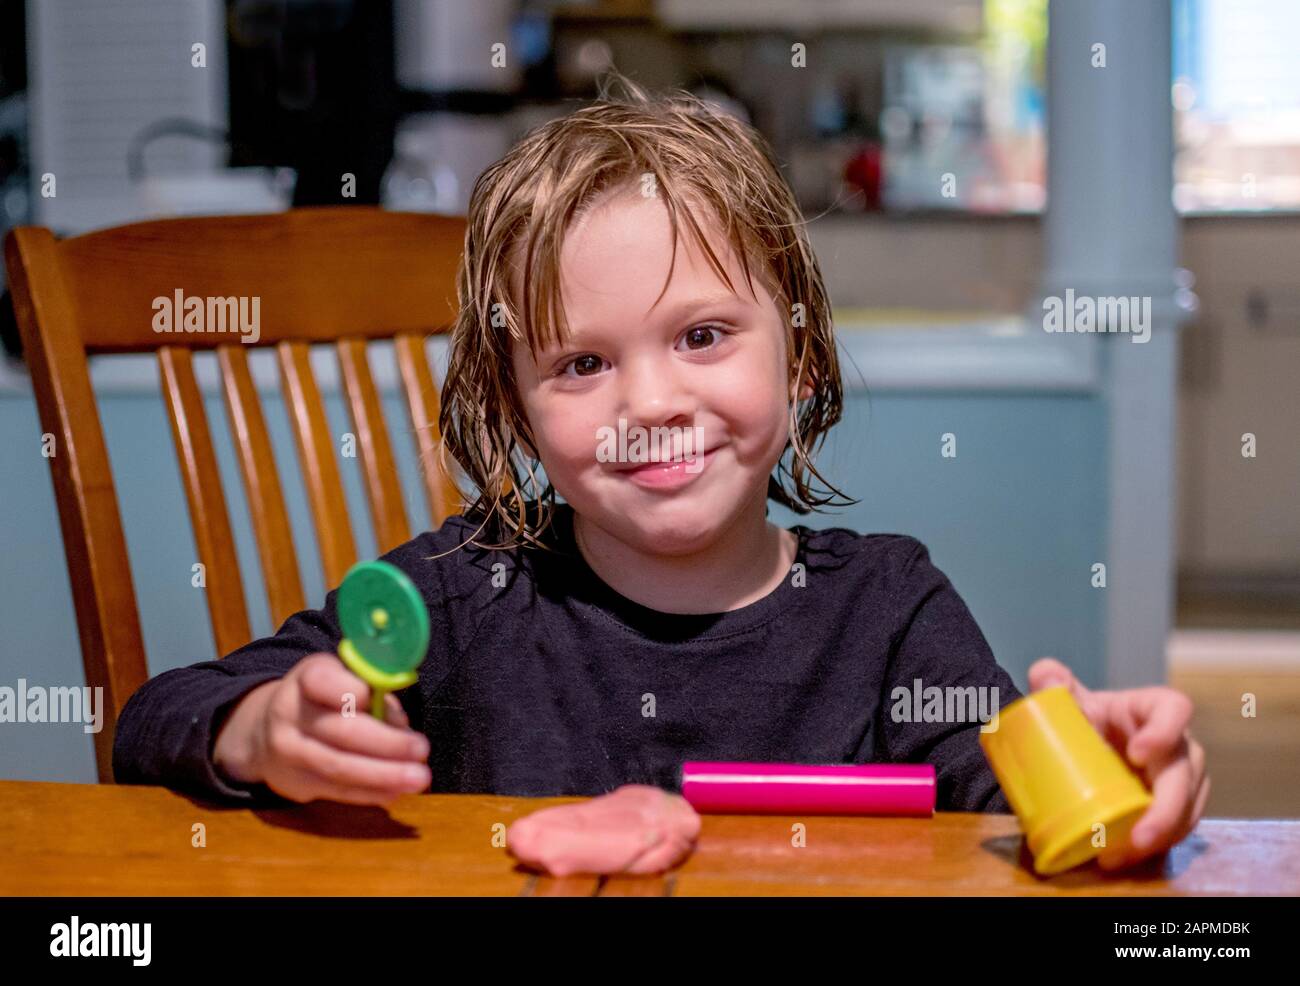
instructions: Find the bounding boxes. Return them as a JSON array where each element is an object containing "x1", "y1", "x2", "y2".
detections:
[{"x1": 336, "y1": 560, "x2": 429, "y2": 720}]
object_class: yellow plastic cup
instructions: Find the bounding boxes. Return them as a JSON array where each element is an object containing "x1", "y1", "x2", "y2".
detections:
[{"x1": 979, "y1": 685, "x2": 1153, "y2": 875}]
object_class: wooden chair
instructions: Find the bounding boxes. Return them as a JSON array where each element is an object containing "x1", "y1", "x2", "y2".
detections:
[{"x1": 4, "y1": 207, "x2": 467, "y2": 783}]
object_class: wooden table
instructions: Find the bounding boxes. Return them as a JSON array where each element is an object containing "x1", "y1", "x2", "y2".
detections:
[{"x1": 2, "y1": 779, "x2": 1297, "y2": 895}]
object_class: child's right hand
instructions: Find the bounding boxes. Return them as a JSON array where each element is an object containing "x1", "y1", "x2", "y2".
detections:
[{"x1": 212, "y1": 653, "x2": 432, "y2": 806}]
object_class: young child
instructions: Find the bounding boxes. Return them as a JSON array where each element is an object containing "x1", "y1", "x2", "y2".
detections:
[{"x1": 113, "y1": 79, "x2": 1208, "y2": 878}]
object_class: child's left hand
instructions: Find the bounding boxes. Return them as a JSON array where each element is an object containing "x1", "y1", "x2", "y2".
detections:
[{"x1": 1028, "y1": 657, "x2": 1210, "y2": 870}]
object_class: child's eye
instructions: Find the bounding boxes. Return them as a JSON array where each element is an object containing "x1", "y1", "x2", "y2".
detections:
[
  {"x1": 558, "y1": 354, "x2": 607, "y2": 378},
  {"x1": 678, "y1": 324, "x2": 728, "y2": 351}
]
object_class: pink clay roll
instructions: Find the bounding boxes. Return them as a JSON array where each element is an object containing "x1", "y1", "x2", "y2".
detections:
[{"x1": 680, "y1": 761, "x2": 936, "y2": 816}]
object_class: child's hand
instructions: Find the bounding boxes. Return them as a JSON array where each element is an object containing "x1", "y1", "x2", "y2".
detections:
[
  {"x1": 506, "y1": 784, "x2": 702, "y2": 877},
  {"x1": 212, "y1": 653, "x2": 432, "y2": 806},
  {"x1": 1027, "y1": 657, "x2": 1210, "y2": 870}
]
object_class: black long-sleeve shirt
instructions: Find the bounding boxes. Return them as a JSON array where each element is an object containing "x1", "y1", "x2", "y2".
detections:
[{"x1": 112, "y1": 501, "x2": 1020, "y2": 812}]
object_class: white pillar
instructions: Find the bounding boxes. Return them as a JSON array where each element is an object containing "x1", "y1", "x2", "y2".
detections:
[{"x1": 1039, "y1": 0, "x2": 1191, "y2": 688}]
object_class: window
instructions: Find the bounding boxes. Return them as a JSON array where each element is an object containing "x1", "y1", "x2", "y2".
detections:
[{"x1": 1173, "y1": 0, "x2": 1300, "y2": 212}]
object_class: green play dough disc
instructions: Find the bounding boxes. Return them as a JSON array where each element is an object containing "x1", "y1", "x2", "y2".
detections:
[{"x1": 337, "y1": 561, "x2": 429, "y2": 675}]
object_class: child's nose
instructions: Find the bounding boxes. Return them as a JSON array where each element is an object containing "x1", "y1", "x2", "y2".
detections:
[{"x1": 617, "y1": 355, "x2": 695, "y2": 428}]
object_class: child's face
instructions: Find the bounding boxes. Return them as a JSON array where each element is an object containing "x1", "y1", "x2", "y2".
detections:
[{"x1": 510, "y1": 187, "x2": 805, "y2": 556}]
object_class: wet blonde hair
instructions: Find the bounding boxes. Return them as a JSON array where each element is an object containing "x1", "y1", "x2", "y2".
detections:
[{"x1": 438, "y1": 73, "x2": 853, "y2": 551}]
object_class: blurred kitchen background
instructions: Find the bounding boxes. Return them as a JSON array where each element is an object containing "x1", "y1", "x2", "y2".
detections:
[{"x1": 0, "y1": 0, "x2": 1297, "y2": 815}]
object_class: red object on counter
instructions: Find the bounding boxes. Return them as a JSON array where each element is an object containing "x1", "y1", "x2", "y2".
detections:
[{"x1": 680, "y1": 761, "x2": 936, "y2": 816}]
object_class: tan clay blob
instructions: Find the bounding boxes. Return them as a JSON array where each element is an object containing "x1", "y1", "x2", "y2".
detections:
[{"x1": 506, "y1": 784, "x2": 702, "y2": 877}]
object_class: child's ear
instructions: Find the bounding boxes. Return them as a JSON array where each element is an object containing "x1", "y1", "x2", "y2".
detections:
[{"x1": 790, "y1": 373, "x2": 815, "y2": 403}]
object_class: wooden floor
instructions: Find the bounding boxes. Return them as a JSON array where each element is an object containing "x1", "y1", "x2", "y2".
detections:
[{"x1": 1168, "y1": 588, "x2": 1300, "y2": 817}]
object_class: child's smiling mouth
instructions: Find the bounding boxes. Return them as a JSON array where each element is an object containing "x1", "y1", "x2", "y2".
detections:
[{"x1": 614, "y1": 447, "x2": 720, "y2": 490}]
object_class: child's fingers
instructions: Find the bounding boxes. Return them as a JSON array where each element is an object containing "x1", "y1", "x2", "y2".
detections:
[
  {"x1": 383, "y1": 693, "x2": 411, "y2": 728},
  {"x1": 269, "y1": 765, "x2": 406, "y2": 808},
  {"x1": 295, "y1": 654, "x2": 415, "y2": 731},
  {"x1": 1098, "y1": 750, "x2": 1195, "y2": 869},
  {"x1": 301, "y1": 702, "x2": 429, "y2": 763},
  {"x1": 1122, "y1": 688, "x2": 1194, "y2": 768},
  {"x1": 272, "y1": 729, "x2": 430, "y2": 796},
  {"x1": 1029, "y1": 658, "x2": 1112, "y2": 731},
  {"x1": 1130, "y1": 736, "x2": 1207, "y2": 854},
  {"x1": 1026, "y1": 656, "x2": 1078, "y2": 694},
  {"x1": 1190, "y1": 774, "x2": 1211, "y2": 829},
  {"x1": 295, "y1": 655, "x2": 377, "y2": 714}
]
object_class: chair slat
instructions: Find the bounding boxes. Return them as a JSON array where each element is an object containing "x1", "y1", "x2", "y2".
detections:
[
  {"x1": 157, "y1": 347, "x2": 252, "y2": 656},
  {"x1": 337, "y1": 338, "x2": 411, "y2": 553},
  {"x1": 5, "y1": 226, "x2": 149, "y2": 783},
  {"x1": 277, "y1": 341, "x2": 357, "y2": 588},
  {"x1": 216, "y1": 345, "x2": 307, "y2": 627},
  {"x1": 395, "y1": 332, "x2": 463, "y2": 527}
]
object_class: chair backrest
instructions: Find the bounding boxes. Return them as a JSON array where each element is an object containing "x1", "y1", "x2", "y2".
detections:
[{"x1": 4, "y1": 207, "x2": 468, "y2": 782}]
